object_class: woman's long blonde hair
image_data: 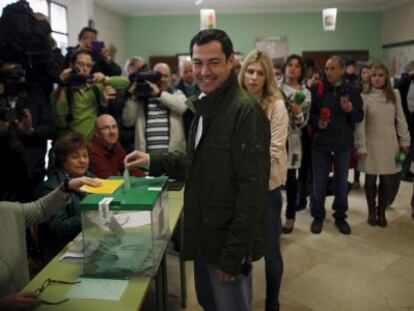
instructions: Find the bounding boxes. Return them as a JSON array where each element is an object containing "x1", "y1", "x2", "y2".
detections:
[
  {"x1": 364, "y1": 63, "x2": 396, "y2": 104},
  {"x1": 239, "y1": 49, "x2": 283, "y2": 112}
]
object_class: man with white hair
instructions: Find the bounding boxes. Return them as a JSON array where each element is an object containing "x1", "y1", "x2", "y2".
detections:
[
  {"x1": 122, "y1": 62, "x2": 187, "y2": 154},
  {"x1": 175, "y1": 59, "x2": 200, "y2": 140}
]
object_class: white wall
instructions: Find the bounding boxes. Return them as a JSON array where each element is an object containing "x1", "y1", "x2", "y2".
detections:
[
  {"x1": 382, "y1": 1, "x2": 414, "y2": 45},
  {"x1": 94, "y1": 3, "x2": 127, "y2": 68},
  {"x1": 54, "y1": 0, "x2": 94, "y2": 46}
]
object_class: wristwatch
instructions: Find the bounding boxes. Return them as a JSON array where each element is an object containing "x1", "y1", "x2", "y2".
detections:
[{"x1": 60, "y1": 176, "x2": 71, "y2": 193}]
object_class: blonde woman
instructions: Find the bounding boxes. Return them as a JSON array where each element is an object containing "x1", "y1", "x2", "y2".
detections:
[
  {"x1": 239, "y1": 50, "x2": 288, "y2": 311},
  {"x1": 356, "y1": 64, "x2": 410, "y2": 227}
]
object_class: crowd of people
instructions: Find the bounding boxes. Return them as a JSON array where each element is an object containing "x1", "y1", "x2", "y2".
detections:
[{"x1": 0, "y1": 11, "x2": 414, "y2": 311}]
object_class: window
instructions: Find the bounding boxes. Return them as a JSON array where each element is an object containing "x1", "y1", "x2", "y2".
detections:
[{"x1": 0, "y1": 0, "x2": 68, "y2": 53}]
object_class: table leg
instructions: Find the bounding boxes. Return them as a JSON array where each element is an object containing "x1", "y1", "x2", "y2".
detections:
[
  {"x1": 179, "y1": 211, "x2": 187, "y2": 309},
  {"x1": 161, "y1": 254, "x2": 169, "y2": 311},
  {"x1": 155, "y1": 256, "x2": 165, "y2": 311}
]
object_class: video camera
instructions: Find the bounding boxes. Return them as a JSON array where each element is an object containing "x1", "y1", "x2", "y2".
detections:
[
  {"x1": 128, "y1": 66, "x2": 162, "y2": 100},
  {"x1": 63, "y1": 71, "x2": 93, "y2": 87},
  {"x1": 0, "y1": 66, "x2": 27, "y2": 122},
  {"x1": 0, "y1": 66, "x2": 26, "y2": 97}
]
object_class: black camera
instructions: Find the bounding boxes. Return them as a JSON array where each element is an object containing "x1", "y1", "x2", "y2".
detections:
[
  {"x1": 63, "y1": 71, "x2": 93, "y2": 87},
  {"x1": 0, "y1": 66, "x2": 26, "y2": 97},
  {"x1": 129, "y1": 67, "x2": 162, "y2": 100},
  {"x1": 0, "y1": 98, "x2": 26, "y2": 122},
  {"x1": 0, "y1": 66, "x2": 26, "y2": 122}
]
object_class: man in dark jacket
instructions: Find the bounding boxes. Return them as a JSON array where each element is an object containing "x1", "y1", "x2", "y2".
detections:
[
  {"x1": 65, "y1": 27, "x2": 121, "y2": 77},
  {"x1": 125, "y1": 29, "x2": 270, "y2": 311},
  {"x1": 397, "y1": 62, "x2": 414, "y2": 181},
  {"x1": 0, "y1": 61, "x2": 55, "y2": 202},
  {"x1": 309, "y1": 55, "x2": 363, "y2": 235}
]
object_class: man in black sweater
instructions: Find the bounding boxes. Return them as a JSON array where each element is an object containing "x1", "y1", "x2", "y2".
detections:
[{"x1": 309, "y1": 55, "x2": 364, "y2": 235}]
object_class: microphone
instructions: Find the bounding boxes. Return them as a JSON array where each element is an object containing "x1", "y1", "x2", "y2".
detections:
[
  {"x1": 320, "y1": 107, "x2": 331, "y2": 122},
  {"x1": 395, "y1": 151, "x2": 406, "y2": 164},
  {"x1": 293, "y1": 91, "x2": 306, "y2": 104}
]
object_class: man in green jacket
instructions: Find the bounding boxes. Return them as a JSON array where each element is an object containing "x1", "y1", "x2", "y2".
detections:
[
  {"x1": 125, "y1": 29, "x2": 270, "y2": 311},
  {"x1": 52, "y1": 49, "x2": 129, "y2": 139}
]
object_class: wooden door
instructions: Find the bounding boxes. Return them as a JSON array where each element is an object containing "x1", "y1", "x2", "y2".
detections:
[{"x1": 302, "y1": 50, "x2": 369, "y2": 70}]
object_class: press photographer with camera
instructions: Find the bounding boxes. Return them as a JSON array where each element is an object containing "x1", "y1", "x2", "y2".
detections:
[
  {"x1": 122, "y1": 62, "x2": 187, "y2": 154},
  {"x1": 65, "y1": 27, "x2": 121, "y2": 77},
  {"x1": 0, "y1": 60, "x2": 55, "y2": 202},
  {"x1": 53, "y1": 49, "x2": 129, "y2": 139}
]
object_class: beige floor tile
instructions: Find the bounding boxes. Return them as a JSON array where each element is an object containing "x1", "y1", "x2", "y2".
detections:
[{"x1": 142, "y1": 176, "x2": 414, "y2": 310}]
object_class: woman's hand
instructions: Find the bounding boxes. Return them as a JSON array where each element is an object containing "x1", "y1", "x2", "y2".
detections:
[
  {"x1": 0, "y1": 292, "x2": 41, "y2": 310},
  {"x1": 290, "y1": 102, "x2": 302, "y2": 115},
  {"x1": 401, "y1": 146, "x2": 410, "y2": 155},
  {"x1": 68, "y1": 176, "x2": 101, "y2": 191}
]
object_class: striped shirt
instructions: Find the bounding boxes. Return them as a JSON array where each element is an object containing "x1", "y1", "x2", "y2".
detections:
[{"x1": 145, "y1": 98, "x2": 170, "y2": 153}]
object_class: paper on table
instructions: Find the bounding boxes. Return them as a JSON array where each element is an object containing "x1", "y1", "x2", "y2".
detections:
[
  {"x1": 59, "y1": 239, "x2": 98, "y2": 262},
  {"x1": 81, "y1": 178, "x2": 124, "y2": 194},
  {"x1": 114, "y1": 211, "x2": 151, "y2": 228},
  {"x1": 65, "y1": 277, "x2": 128, "y2": 300}
]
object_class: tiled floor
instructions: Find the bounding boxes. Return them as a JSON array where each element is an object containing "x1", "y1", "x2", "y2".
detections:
[{"x1": 143, "y1": 177, "x2": 414, "y2": 311}]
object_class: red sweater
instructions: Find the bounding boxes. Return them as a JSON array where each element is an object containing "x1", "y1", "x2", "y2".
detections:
[{"x1": 88, "y1": 136, "x2": 145, "y2": 179}]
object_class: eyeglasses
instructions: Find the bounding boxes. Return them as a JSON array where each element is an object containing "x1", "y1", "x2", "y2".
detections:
[
  {"x1": 75, "y1": 61, "x2": 94, "y2": 69},
  {"x1": 34, "y1": 278, "x2": 81, "y2": 305}
]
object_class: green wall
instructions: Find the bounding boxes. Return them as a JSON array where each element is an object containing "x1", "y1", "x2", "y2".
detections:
[{"x1": 126, "y1": 11, "x2": 381, "y2": 64}]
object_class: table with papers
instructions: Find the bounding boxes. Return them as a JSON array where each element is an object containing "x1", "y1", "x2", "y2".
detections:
[{"x1": 23, "y1": 189, "x2": 185, "y2": 311}]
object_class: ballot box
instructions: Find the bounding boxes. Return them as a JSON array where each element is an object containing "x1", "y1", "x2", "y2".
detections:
[{"x1": 80, "y1": 176, "x2": 169, "y2": 277}]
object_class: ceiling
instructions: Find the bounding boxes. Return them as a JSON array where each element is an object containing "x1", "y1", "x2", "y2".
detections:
[{"x1": 93, "y1": 0, "x2": 410, "y2": 16}]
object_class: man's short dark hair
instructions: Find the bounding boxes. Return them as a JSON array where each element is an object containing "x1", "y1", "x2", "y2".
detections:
[
  {"x1": 78, "y1": 27, "x2": 98, "y2": 41},
  {"x1": 328, "y1": 55, "x2": 345, "y2": 68},
  {"x1": 189, "y1": 29, "x2": 233, "y2": 60},
  {"x1": 70, "y1": 49, "x2": 93, "y2": 66}
]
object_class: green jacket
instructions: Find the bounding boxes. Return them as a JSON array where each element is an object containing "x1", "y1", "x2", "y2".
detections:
[
  {"x1": 35, "y1": 169, "x2": 93, "y2": 263},
  {"x1": 151, "y1": 72, "x2": 270, "y2": 275},
  {"x1": 52, "y1": 76, "x2": 129, "y2": 139}
]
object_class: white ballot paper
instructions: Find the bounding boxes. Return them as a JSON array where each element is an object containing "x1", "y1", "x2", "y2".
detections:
[
  {"x1": 65, "y1": 277, "x2": 129, "y2": 300},
  {"x1": 123, "y1": 168, "x2": 131, "y2": 191}
]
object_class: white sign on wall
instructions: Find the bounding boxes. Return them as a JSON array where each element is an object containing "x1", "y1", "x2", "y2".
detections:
[
  {"x1": 200, "y1": 9, "x2": 216, "y2": 30},
  {"x1": 322, "y1": 8, "x2": 337, "y2": 31},
  {"x1": 255, "y1": 36, "x2": 288, "y2": 62}
]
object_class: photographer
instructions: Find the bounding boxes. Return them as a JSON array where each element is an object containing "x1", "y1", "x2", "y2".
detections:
[
  {"x1": 0, "y1": 60, "x2": 55, "y2": 201},
  {"x1": 53, "y1": 49, "x2": 129, "y2": 139},
  {"x1": 122, "y1": 62, "x2": 187, "y2": 153},
  {"x1": 65, "y1": 27, "x2": 121, "y2": 77}
]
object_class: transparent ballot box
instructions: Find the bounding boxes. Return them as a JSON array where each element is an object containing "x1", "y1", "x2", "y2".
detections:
[{"x1": 80, "y1": 176, "x2": 169, "y2": 277}]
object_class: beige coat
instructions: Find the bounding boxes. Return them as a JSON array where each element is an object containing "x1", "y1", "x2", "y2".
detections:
[
  {"x1": 266, "y1": 98, "x2": 289, "y2": 190},
  {"x1": 355, "y1": 88, "x2": 410, "y2": 174}
]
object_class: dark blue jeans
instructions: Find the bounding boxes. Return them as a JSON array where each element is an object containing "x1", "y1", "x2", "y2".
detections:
[
  {"x1": 264, "y1": 187, "x2": 283, "y2": 311},
  {"x1": 310, "y1": 149, "x2": 350, "y2": 220},
  {"x1": 193, "y1": 261, "x2": 252, "y2": 311}
]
